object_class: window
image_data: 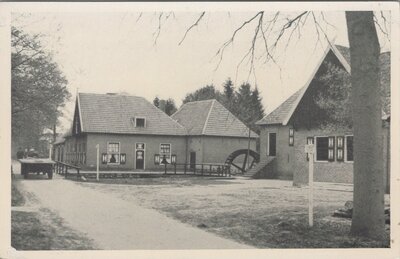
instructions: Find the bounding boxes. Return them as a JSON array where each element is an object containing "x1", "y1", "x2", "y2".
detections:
[
  {"x1": 346, "y1": 136, "x2": 353, "y2": 162},
  {"x1": 268, "y1": 133, "x2": 276, "y2": 156},
  {"x1": 135, "y1": 117, "x2": 146, "y2": 127},
  {"x1": 289, "y1": 128, "x2": 294, "y2": 146},
  {"x1": 315, "y1": 136, "x2": 335, "y2": 162},
  {"x1": 107, "y1": 142, "x2": 120, "y2": 164},
  {"x1": 336, "y1": 136, "x2": 344, "y2": 161},
  {"x1": 160, "y1": 143, "x2": 171, "y2": 163}
]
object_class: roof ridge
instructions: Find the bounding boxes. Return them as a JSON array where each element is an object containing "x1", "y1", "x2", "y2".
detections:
[
  {"x1": 185, "y1": 99, "x2": 215, "y2": 104},
  {"x1": 77, "y1": 93, "x2": 84, "y2": 132},
  {"x1": 201, "y1": 99, "x2": 215, "y2": 135}
]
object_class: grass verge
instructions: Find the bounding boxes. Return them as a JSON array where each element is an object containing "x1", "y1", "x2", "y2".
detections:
[
  {"x1": 12, "y1": 208, "x2": 97, "y2": 250},
  {"x1": 12, "y1": 180, "x2": 25, "y2": 206}
]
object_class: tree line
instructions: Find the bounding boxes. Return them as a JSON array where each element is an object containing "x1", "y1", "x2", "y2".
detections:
[{"x1": 154, "y1": 78, "x2": 265, "y2": 133}]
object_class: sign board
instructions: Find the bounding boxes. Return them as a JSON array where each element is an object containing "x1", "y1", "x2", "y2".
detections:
[{"x1": 304, "y1": 144, "x2": 315, "y2": 154}]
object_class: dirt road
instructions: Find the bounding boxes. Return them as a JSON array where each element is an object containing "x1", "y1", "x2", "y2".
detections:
[{"x1": 16, "y1": 171, "x2": 251, "y2": 249}]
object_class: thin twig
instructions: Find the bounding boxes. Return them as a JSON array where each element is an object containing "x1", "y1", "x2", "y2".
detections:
[{"x1": 178, "y1": 12, "x2": 205, "y2": 45}]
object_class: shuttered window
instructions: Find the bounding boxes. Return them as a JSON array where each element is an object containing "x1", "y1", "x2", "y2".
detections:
[
  {"x1": 107, "y1": 142, "x2": 120, "y2": 164},
  {"x1": 346, "y1": 136, "x2": 354, "y2": 162},
  {"x1": 316, "y1": 136, "x2": 335, "y2": 162}
]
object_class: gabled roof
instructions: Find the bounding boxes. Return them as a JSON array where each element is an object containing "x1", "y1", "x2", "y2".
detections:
[
  {"x1": 172, "y1": 99, "x2": 258, "y2": 138},
  {"x1": 256, "y1": 44, "x2": 390, "y2": 126},
  {"x1": 77, "y1": 93, "x2": 187, "y2": 136}
]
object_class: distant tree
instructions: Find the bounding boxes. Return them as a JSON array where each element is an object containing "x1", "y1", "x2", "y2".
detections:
[
  {"x1": 11, "y1": 26, "x2": 71, "y2": 154},
  {"x1": 222, "y1": 78, "x2": 237, "y2": 113},
  {"x1": 182, "y1": 85, "x2": 221, "y2": 103},
  {"x1": 236, "y1": 83, "x2": 253, "y2": 124},
  {"x1": 250, "y1": 87, "x2": 265, "y2": 124},
  {"x1": 154, "y1": 97, "x2": 178, "y2": 116},
  {"x1": 164, "y1": 98, "x2": 178, "y2": 115},
  {"x1": 153, "y1": 96, "x2": 160, "y2": 108}
]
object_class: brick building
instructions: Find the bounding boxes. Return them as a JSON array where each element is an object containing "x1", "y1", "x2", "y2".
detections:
[
  {"x1": 254, "y1": 44, "x2": 390, "y2": 191},
  {"x1": 54, "y1": 94, "x2": 257, "y2": 171}
]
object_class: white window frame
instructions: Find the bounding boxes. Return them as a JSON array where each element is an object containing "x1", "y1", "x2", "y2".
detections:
[
  {"x1": 267, "y1": 132, "x2": 277, "y2": 157},
  {"x1": 160, "y1": 143, "x2": 172, "y2": 163},
  {"x1": 107, "y1": 141, "x2": 121, "y2": 165},
  {"x1": 135, "y1": 117, "x2": 146, "y2": 128},
  {"x1": 314, "y1": 136, "x2": 331, "y2": 163},
  {"x1": 135, "y1": 142, "x2": 146, "y2": 170},
  {"x1": 344, "y1": 135, "x2": 354, "y2": 163}
]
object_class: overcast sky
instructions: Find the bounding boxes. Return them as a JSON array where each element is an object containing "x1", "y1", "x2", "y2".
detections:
[{"x1": 12, "y1": 10, "x2": 391, "y2": 132}]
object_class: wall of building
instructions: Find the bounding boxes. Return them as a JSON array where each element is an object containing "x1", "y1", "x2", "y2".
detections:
[
  {"x1": 63, "y1": 135, "x2": 87, "y2": 165},
  {"x1": 292, "y1": 127, "x2": 354, "y2": 185},
  {"x1": 259, "y1": 125, "x2": 295, "y2": 180},
  {"x1": 201, "y1": 136, "x2": 257, "y2": 164},
  {"x1": 187, "y1": 136, "x2": 203, "y2": 164},
  {"x1": 84, "y1": 133, "x2": 187, "y2": 171},
  {"x1": 260, "y1": 123, "x2": 390, "y2": 189}
]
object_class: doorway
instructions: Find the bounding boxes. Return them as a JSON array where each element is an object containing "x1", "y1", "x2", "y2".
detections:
[
  {"x1": 189, "y1": 152, "x2": 196, "y2": 169},
  {"x1": 135, "y1": 143, "x2": 145, "y2": 170}
]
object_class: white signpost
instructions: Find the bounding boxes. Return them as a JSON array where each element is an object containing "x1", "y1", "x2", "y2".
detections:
[
  {"x1": 304, "y1": 144, "x2": 314, "y2": 227},
  {"x1": 96, "y1": 144, "x2": 100, "y2": 181},
  {"x1": 49, "y1": 144, "x2": 52, "y2": 159}
]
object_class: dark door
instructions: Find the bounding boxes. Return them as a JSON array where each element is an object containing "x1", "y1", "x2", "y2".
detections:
[
  {"x1": 189, "y1": 152, "x2": 196, "y2": 169},
  {"x1": 136, "y1": 150, "x2": 144, "y2": 169},
  {"x1": 268, "y1": 133, "x2": 277, "y2": 156}
]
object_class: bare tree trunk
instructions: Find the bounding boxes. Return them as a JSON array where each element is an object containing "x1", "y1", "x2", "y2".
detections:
[{"x1": 346, "y1": 11, "x2": 385, "y2": 238}]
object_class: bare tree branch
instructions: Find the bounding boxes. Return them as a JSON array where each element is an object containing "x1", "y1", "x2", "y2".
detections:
[
  {"x1": 373, "y1": 12, "x2": 390, "y2": 41},
  {"x1": 213, "y1": 11, "x2": 263, "y2": 71},
  {"x1": 153, "y1": 13, "x2": 164, "y2": 45},
  {"x1": 178, "y1": 12, "x2": 205, "y2": 45},
  {"x1": 136, "y1": 12, "x2": 143, "y2": 23}
]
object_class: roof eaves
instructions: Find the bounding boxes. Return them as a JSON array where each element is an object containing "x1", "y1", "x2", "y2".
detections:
[
  {"x1": 77, "y1": 93, "x2": 84, "y2": 132},
  {"x1": 201, "y1": 99, "x2": 215, "y2": 135},
  {"x1": 331, "y1": 44, "x2": 351, "y2": 73}
]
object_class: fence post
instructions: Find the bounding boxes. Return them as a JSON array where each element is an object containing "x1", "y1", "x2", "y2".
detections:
[
  {"x1": 209, "y1": 165, "x2": 212, "y2": 176},
  {"x1": 65, "y1": 166, "x2": 68, "y2": 179},
  {"x1": 174, "y1": 163, "x2": 177, "y2": 174},
  {"x1": 184, "y1": 163, "x2": 187, "y2": 175},
  {"x1": 201, "y1": 164, "x2": 204, "y2": 175},
  {"x1": 77, "y1": 167, "x2": 80, "y2": 179}
]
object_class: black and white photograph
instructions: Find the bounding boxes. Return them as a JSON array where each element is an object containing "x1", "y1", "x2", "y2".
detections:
[{"x1": 0, "y1": 1, "x2": 399, "y2": 258}]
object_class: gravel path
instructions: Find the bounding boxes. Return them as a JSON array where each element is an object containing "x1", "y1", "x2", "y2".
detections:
[{"x1": 17, "y1": 173, "x2": 252, "y2": 249}]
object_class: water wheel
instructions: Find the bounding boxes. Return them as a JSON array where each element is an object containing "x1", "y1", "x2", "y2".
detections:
[{"x1": 224, "y1": 149, "x2": 260, "y2": 174}]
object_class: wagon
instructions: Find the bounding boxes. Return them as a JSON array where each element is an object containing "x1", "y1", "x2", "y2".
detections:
[{"x1": 19, "y1": 158, "x2": 55, "y2": 179}]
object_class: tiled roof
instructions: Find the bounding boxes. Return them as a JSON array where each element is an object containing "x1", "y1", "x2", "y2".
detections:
[
  {"x1": 256, "y1": 45, "x2": 391, "y2": 125},
  {"x1": 255, "y1": 87, "x2": 305, "y2": 125},
  {"x1": 172, "y1": 99, "x2": 258, "y2": 138},
  {"x1": 78, "y1": 93, "x2": 187, "y2": 136}
]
